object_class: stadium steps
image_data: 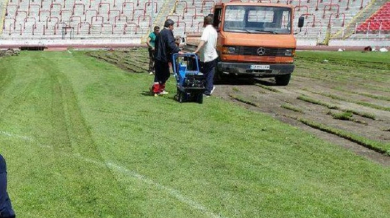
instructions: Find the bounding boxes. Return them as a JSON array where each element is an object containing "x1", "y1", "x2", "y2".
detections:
[
  {"x1": 0, "y1": 0, "x2": 6, "y2": 34},
  {"x1": 169, "y1": 0, "x2": 210, "y2": 37},
  {"x1": 140, "y1": 0, "x2": 175, "y2": 43},
  {"x1": 292, "y1": 0, "x2": 372, "y2": 42},
  {"x1": 333, "y1": 0, "x2": 388, "y2": 39},
  {"x1": 156, "y1": 0, "x2": 177, "y2": 27}
]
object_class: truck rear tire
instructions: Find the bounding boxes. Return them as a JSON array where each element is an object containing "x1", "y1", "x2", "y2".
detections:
[{"x1": 275, "y1": 74, "x2": 291, "y2": 86}]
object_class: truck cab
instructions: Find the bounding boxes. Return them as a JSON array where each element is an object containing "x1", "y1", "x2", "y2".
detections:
[{"x1": 210, "y1": 2, "x2": 299, "y2": 85}]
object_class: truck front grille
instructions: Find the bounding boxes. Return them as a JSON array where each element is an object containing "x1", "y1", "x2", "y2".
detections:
[{"x1": 240, "y1": 47, "x2": 291, "y2": 56}]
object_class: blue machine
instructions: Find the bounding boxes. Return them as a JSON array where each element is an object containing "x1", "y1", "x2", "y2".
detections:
[{"x1": 172, "y1": 53, "x2": 205, "y2": 103}]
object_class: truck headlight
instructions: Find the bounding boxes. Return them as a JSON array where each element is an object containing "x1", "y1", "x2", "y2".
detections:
[
  {"x1": 285, "y1": 49, "x2": 294, "y2": 56},
  {"x1": 222, "y1": 46, "x2": 237, "y2": 54}
]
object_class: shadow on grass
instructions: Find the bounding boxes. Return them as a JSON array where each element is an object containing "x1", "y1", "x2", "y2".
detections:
[
  {"x1": 140, "y1": 91, "x2": 153, "y2": 97},
  {"x1": 216, "y1": 77, "x2": 258, "y2": 85},
  {"x1": 254, "y1": 78, "x2": 277, "y2": 86},
  {"x1": 140, "y1": 91, "x2": 179, "y2": 102},
  {"x1": 215, "y1": 76, "x2": 279, "y2": 86}
]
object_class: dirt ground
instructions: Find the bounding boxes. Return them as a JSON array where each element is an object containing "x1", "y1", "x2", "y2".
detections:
[{"x1": 213, "y1": 76, "x2": 390, "y2": 166}]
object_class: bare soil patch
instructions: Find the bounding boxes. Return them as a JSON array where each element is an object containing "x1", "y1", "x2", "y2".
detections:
[{"x1": 214, "y1": 76, "x2": 390, "y2": 166}]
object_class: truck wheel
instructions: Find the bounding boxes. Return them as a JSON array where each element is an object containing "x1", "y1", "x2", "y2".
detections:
[
  {"x1": 214, "y1": 71, "x2": 226, "y2": 84},
  {"x1": 246, "y1": 77, "x2": 256, "y2": 85},
  {"x1": 275, "y1": 74, "x2": 291, "y2": 86}
]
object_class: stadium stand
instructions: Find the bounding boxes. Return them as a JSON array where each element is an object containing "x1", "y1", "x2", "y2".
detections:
[
  {"x1": 1, "y1": 0, "x2": 162, "y2": 40},
  {"x1": 170, "y1": 0, "x2": 378, "y2": 44},
  {"x1": 0, "y1": 0, "x2": 389, "y2": 47},
  {"x1": 356, "y1": 1, "x2": 390, "y2": 34}
]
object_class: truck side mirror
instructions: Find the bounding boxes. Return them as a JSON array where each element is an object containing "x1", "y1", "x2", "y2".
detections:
[{"x1": 298, "y1": 17, "x2": 304, "y2": 28}]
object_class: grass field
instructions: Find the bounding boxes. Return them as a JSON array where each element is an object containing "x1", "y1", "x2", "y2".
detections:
[{"x1": 1, "y1": 50, "x2": 390, "y2": 218}]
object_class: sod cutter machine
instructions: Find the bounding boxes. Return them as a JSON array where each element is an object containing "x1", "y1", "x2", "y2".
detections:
[{"x1": 172, "y1": 53, "x2": 205, "y2": 104}]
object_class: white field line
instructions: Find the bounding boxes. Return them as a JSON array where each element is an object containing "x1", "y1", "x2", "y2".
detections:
[
  {"x1": 105, "y1": 161, "x2": 223, "y2": 218},
  {"x1": 0, "y1": 130, "x2": 224, "y2": 218},
  {"x1": 0, "y1": 130, "x2": 33, "y2": 141}
]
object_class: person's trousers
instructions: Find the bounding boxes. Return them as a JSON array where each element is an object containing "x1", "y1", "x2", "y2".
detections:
[
  {"x1": 0, "y1": 155, "x2": 15, "y2": 218},
  {"x1": 200, "y1": 59, "x2": 216, "y2": 95},
  {"x1": 152, "y1": 60, "x2": 170, "y2": 93},
  {"x1": 148, "y1": 48, "x2": 155, "y2": 72}
]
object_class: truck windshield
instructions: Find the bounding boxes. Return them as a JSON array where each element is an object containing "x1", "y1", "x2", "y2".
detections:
[{"x1": 223, "y1": 5, "x2": 292, "y2": 34}]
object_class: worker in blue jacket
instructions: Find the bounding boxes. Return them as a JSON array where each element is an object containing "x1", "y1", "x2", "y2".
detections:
[
  {"x1": 0, "y1": 154, "x2": 15, "y2": 218},
  {"x1": 152, "y1": 19, "x2": 182, "y2": 96}
]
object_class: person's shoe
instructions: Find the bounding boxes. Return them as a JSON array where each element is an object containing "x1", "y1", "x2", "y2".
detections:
[
  {"x1": 210, "y1": 86, "x2": 216, "y2": 95},
  {"x1": 159, "y1": 90, "x2": 169, "y2": 95},
  {"x1": 203, "y1": 94, "x2": 210, "y2": 98}
]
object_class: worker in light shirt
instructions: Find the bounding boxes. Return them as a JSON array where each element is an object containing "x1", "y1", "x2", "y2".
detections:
[{"x1": 194, "y1": 15, "x2": 218, "y2": 97}]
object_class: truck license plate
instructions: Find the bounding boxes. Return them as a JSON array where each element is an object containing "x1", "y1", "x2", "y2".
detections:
[{"x1": 250, "y1": 65, "x2": 270, "y2": 70}]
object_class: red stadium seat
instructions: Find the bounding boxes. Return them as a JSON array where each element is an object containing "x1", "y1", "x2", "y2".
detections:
[{"x1": 357, "y1": 2, "x2": 390, "y2": 31}]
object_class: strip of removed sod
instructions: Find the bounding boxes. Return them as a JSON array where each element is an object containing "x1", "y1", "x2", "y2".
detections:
[
  {"x1": 299, "y1": 118, "x2": 390, "y2": 154},
  {"x1": 1, "y1": 51, "x2": 390, "y2": 218},
  {"x1": 228, "y1": 93, "x2": 259, "y2": 107},
  {"x1": 318, "y1": 93, "x2": 390, "y2": 112},
  {"x1": 298, "y1": 95, "x2": 377, "y2": 120}
]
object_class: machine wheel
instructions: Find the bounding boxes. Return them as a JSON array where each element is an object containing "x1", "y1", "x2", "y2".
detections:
[
  {"x1": 178, "y1": 91, "x2": 184, "y2": 103},
  {"x1": 196, "y1": 93, "x2": 203, "y2": 104},
  {"x1": 275, "y1": 74, "x2": 291, "y2": 86}
]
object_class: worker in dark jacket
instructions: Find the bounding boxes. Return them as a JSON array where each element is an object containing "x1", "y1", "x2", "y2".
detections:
[
  {"x1": 152, "y1": 19, "x2": 181, "y2": 96},
  {"x1": 0, "y1": 154, "x2": 15, "y2": 218}
]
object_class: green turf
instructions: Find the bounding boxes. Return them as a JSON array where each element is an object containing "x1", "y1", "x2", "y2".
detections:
[
  {"x1": 295, "y1": 50, "x2": 390, "y2": 70},
  {"x1": 295, "y1": 51, "x2": 390, "y2": 93},
  {"x1": 1, "y1": 51, "x2": 390, "y2": 218}
]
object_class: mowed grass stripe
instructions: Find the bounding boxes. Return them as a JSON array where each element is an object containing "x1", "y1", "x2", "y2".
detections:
[
  {"x1": 1, "y1": 51, "x2": 390, "y2": 218},
  {"x1": 1, "y1": 52, "x2": 144, "y2": 217},
  {"x1": 0, "y1": 53, "x2": 56, "y2": 135},
  {"x1": 1, "y1": 52, "x2": 214, "y2": 217}
]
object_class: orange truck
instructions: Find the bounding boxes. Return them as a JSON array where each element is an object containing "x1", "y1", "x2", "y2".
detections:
[{"x1": 186, "y1": 1, "x2": 304, "y2": 85}]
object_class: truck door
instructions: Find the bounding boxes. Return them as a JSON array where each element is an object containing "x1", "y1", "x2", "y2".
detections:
[{"x1": 212, "y1": 7, "x2": 222, "y2": 30}]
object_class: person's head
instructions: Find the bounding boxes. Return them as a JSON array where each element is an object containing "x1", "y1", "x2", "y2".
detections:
[
  {"x1": 203, "y1": 16, "x2": 213, "y2": 27},
  {"x1": 164, "y1": 19, "x2": 175, "y2": 30},
  {"x1": 153, "y1": 26, "x2": 160, "y2": 34}
]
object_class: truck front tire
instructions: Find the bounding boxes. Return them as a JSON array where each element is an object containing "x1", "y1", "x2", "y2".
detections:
[
  {"x1": 275, "y1": 74, "x2": 291, "y2": 86},
  {"x1": 214, "y1": 71, "x2": 226, "y2": 84}
]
